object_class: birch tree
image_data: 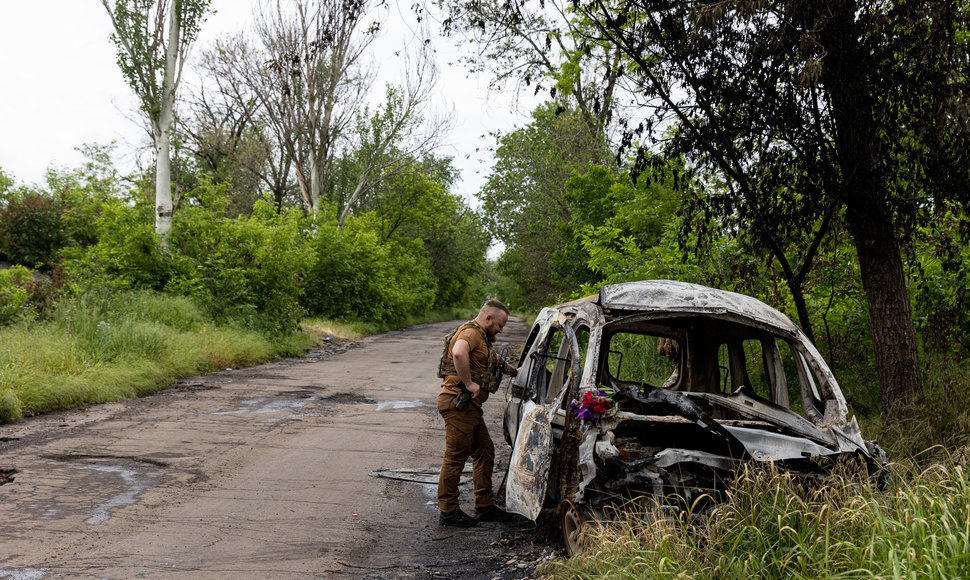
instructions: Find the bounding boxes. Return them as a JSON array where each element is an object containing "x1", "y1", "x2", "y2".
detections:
[{"x1": 100, "y1": 0, "x2": 212, "y2": 241}]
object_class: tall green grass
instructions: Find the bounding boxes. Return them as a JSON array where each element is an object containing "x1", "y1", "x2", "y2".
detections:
[
  {"x1": 0, "y1": 296, "x2": 489, "y2": 423},
  {"x1": 0, "y1": 290, "x2": 316, "y2": 422},
  {"x1": 860, "y1": 352, "x2": 970, "y2": 464},
  {"x1": 540, "y1": 456, "x2": 970, "y2": 579}
]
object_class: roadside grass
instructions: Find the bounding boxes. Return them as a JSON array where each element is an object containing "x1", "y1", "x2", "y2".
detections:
[
  {"x1": 0, "y1": 290, "x2": 316, "y2": 423},
  {"x1": 0, "y1": 298, "x2": 487, "y2": 424},
  {"x1": 860, "y1": 352, "x2": 970, "y2": 463},
  {"x1": 540, "y1": 455, "x2": 970, "y2": 579},
  {"x1": 537, "y1": 348, "x2": 970, "y2": 579}
]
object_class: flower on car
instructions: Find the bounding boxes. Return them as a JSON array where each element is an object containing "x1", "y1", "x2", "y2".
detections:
[{"x1": 569, "y1": 390, "x2": 613, "y2": 420}]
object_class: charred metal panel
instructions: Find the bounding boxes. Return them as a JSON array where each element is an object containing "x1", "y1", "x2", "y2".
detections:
[
  {"x1": 598, "y1": 280, "x2": 798, "y2": 332},
  {"x1": 722, "y1": 425, "x2": 836, "y2": 460},
  {"x1": 692, "y1": 391, "x2": 839, "y2": 446},
  {"x1": 506, "y1": 401, "x2": 553, "y2": 521}
]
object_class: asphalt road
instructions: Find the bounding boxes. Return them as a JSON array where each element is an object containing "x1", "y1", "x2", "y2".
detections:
[{"x1": 0, "y1": 318, "x2": 552, "y2": 579}]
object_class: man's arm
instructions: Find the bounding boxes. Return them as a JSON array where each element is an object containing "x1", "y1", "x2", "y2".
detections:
[{"x1": 451, "y1": 339, "x2": 481, "y2": 399}]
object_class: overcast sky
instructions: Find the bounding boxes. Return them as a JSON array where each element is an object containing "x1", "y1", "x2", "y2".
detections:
[{"x1": 0, "y1": 1, "x2": 534, "y2": 202}]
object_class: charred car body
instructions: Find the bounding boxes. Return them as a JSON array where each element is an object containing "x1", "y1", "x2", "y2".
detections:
[{"x1": 501, "y1": 280, "x2": 888, "y2": 551}]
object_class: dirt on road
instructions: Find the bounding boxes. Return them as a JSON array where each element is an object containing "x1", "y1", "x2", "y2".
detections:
[{"x1": 0, "y1": 318, "x2": 560, "y2": 579}]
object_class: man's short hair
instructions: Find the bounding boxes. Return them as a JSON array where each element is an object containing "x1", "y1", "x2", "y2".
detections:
[{"x1": 482, "y1": 299, "x2": 510, "y2": 315}]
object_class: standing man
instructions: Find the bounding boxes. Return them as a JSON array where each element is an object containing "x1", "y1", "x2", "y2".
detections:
[{"x1": 437, "y1": 300, "x2": 518, "y2": 527}]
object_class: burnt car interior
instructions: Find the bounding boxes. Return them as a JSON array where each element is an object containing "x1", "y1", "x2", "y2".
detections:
[
  {"x1": 513, "y1": 314, "x2": 868, "y2": 507},
  {"x1": 601, "y1": 316, "x2": 835, "y2": 425}
]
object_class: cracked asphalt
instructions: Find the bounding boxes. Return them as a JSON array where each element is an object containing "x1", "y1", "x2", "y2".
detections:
[{"x1": 0, "y1": 318, "x2": 551, "y2": 579}]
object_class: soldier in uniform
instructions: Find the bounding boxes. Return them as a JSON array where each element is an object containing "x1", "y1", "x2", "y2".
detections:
[{"x1": 437, "y1": 300, "x2": 518, "y2": 527}]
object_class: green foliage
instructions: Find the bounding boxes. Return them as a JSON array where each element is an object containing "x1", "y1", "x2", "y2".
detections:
[
  {"x1": 103, "y1": 0, "x2": 212, "y2": 121},
  {"x1": 44, "y1": 143, "x2": 123, "y2": 249},
  {"x1": 55, "y1": 164, "x2": 476, "y2": 334},
  {"x1": 65, "y1": 200, "x2": 170, "y2": 292},
  {"x1": 302, "y1": 214, "x2": 436, "y2": 323},
  {"x1": 364, "y1": 157, "x2": 489, "y2": 308},
  {"x1": 0, "y1": 191, "x2": 65, "y2": 268},
  {"x1": 0, "y1": 289, "x2": 316, "y2": 422},
  {"x1": 912, "y1": 206, "x2": 970, "y2": 358},
  {"x1": 166, "y1": 185, "x2": 313, "y2": 335},
  {"x1": 566, "y1": 164, "x2": 690, "y2": 293},
  {"x1": 0, "y1": 266, "x2": 35, "y2": 325},
  {"x1": 865, "y1": 350, "x2": 970, "y2": 462},
  {"x1": 542, "y1": 459, "x2": 970, "y2": 579},
  {"x1": 0, "y1": 166, "x2": 15, "y2": 199},
  {"x1": 479, "y1": 103, "x2": 611, "y2": 306}
]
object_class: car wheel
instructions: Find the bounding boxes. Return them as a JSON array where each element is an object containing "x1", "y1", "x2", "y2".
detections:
[{"x1": 559, "y1": 500, "x2": 596, "y2": 557}]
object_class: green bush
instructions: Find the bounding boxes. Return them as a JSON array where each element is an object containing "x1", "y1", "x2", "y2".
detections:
[
  {"x1": 167, "y1": 192, "x2": 313, "y2": 334},
  {"x1": 0, "y1": 192, "x2": 64, "y2": 268},
  {"x1": 302, "y1": 215, "x2": 436, "y2": 322},
  {"x1": 0, "y1": 265, "x2": 35, "y2": 325},
  {"x1": 65, "y1": 201, "x2": 171, "y2": 292}
]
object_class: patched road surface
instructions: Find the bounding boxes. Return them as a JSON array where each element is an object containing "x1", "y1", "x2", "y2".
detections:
[{"x1": 0, "y1": 318, "x2": 551, "y2": 579}]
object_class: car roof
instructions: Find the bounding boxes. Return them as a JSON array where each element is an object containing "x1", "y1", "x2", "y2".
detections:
[{"x1": 594, "y1": 280, "x2": 799, "y2": 333}]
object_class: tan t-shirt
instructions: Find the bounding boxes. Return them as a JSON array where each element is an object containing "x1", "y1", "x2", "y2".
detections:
[{"x1": 439, "y1": 323, "x2": 491, "y2": 406}]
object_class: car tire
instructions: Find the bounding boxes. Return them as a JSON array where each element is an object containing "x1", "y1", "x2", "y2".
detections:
[{"x1": 559, "y1": 500, "x2": 599, "y2": 557}]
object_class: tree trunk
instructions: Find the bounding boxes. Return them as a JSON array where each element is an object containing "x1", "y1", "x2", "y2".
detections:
[
  {"x1": 154, "y1": 2, "x2": 181, "y2": 244},
  {"x1": 309, "y1": 154, "x2": 320, "y2": 213},
  {"x1": 789, "y1": 282, "x2": 815, "y2": 346},
  {"x1": 154, "y1": 119, "x2": 174, "y2": 242},
  {"x1": 845, "y1": 200, "x2": 923, "y2": 416},
  {"x1": 819, "y1": 0, "x2": 923, "y2": 421}
]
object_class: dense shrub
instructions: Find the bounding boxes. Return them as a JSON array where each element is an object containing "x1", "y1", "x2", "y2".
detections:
[
  {"x1": 303, "y1": 215, "x2": 437, "y2": 322},
  {"x1": 0, "y1": 265, "x2": 34, "y2": 325},
  {"x1": 0, "y1": 192, "x2": 64, "y2": 268},
  {"x1": 63, "y1": 201, "x2": 171, "y2": 292},
  {"x1": 167, "y1": 194, "x2": 313, "y2": 335},
  {"x1": 64, "y1": 188, "x2": 445, "y2": 332}
]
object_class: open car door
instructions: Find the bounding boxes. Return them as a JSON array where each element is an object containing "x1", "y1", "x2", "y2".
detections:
[{"x1": 505, "y1": 322, "x2": 581, "y2": 520}]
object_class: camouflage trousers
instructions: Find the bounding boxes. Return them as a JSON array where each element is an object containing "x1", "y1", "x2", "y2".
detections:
[{"x1": 436, "y1": 392, "x2": 495, "y2": 514}]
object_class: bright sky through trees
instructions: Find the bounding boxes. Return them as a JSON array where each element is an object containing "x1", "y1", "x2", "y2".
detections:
[{"x1": 0, "y1": 1, "x2": 533, "y2": 202}]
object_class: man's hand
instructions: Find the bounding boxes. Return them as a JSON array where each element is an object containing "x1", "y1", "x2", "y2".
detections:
[{"x1": 467, "y1": 382, "x2": 481, "y2": 399}]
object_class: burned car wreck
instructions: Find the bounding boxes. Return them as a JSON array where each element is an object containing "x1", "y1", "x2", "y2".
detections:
[{"x1": 501, "y1": 280, "x2": 888, "y2": 553}]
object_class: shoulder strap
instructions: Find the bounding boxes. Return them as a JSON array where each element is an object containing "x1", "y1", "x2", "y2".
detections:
[
  {"x1": 437, "y1": 321, "x2": 491, "y2": 379},
  {"x1": 463, "y1": 320, "x2": 491, "y2": 346}
]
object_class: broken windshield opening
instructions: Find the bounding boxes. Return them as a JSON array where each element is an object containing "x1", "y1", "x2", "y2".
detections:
[
  {"x1": 529, "y1": 325, "x2": 580, "y2": 406},
  {"x1": 599, "y1": 316, "x2": 832, "y2": 422},
  {"x1": 603, "y1": 327, "x2": 683, "y2": 391}
]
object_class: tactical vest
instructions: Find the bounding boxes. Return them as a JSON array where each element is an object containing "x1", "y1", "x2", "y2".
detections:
[{"x1": 437, "y1": 321, "x2": 501, "y2": 393}]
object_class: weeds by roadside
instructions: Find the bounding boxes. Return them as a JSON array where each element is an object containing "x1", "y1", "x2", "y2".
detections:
[
  {"x1": 539, "y1": 453, "x2": 970, "y2": 579},
  {"x1": 0, "y1": 290, "x2": 316, "y2": 422},
  {"x1": 301, "y1": 308, "x2": 480, "y2": 340},
  {"x1": 0, "y1": 296, "x2": 484, "y2": 424}
]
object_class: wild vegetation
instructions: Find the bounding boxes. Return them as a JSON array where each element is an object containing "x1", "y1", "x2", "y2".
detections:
[
  {"x1": 437, "y1": 0, "x2": 970, "y2": 575},
  {"x1": 0, "y1": 122, "x2": 488, "y2": 422},
  {"x1": 541, "y1": 455, "x2": 970, "y2": 579},
  {"x1": 3, "y1": 0, "x2": 970, "y2": 575}
]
